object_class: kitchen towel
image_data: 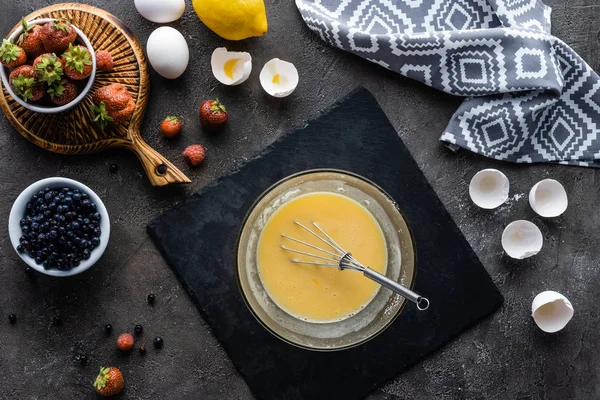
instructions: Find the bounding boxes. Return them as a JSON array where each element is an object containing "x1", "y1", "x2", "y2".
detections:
[
  {"x1": 296, "y1": 0, "x2": 600, "y2": 167},
  {"x1": 148, "y1": 88, "x2": 504, "y2": 400}
]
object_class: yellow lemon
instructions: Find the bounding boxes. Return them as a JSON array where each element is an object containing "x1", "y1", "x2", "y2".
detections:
[{"x1": 192, "y1": 0, "x2": 268, "y2": 41}]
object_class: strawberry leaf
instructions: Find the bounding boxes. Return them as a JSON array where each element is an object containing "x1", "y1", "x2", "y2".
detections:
[{"x1": 89, "y1": 102, "x2": 113, "y2": 130}]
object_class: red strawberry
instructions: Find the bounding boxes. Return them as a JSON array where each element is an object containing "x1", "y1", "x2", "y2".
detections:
[
  {"x1": 33, "y1": 53, "x2": 64, "y2": 85},
  {"x1": 17, "y1": 18, "x2": 45, "y2": 60},
  {"x1": 161, "y1": 116, "x2": 182, "y2": 139},
  {"x1": 93, "y1": 367, "x2": 125, "y2": 397},
  {"x1": 62, "y1": 44, "x2": 92, "y2": 80},
  {"x1": 183, "y1": 144, "x2": 206, "y2": 166},
  {"x1": 9, "y1": 65, "x2": 44, "y2": 102},
  {"x1": 116, "y1": 333, "x2": 134, "y2": 351},
  {"x1": 90, "y1": 83, "x2": 136, "y2": 128},
  {"x1": 199, "y1": 99, "x2": 228, "y2": 131},
  {"x1": 96, "y1": 50, "x2": 114, "y2": 72},
  {"x1": 41, "y1": 18, "x2": 77, "y2": 53},
  {"x1": 48, "y1": 79, "x2": 78, "y2": 106},
  {"x1": 0, "y1": 39, "x2": 26, "y2": 68}
]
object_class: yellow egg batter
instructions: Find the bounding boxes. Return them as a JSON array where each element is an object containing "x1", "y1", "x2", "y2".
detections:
[{"x1": 257, "y1": 192, "x2": 387, "y2": 322}]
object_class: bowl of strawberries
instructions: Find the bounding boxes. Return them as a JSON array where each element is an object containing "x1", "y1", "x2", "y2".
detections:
[{"x1": 0, "y1": 18, "x2": 96, "y2": 114}]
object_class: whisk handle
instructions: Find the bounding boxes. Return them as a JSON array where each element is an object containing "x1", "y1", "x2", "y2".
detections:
[{"x1": 363, "y1": 268, "x2": 429, "y2": 311}]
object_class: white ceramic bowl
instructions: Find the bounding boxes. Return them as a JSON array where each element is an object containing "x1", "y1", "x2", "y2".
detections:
[
  {"x1": 8, "y1": 177, "x2": 110, "y2": 277},
  {"x1": 0, "y1": 18, "x2": 97, "y2": 114}
]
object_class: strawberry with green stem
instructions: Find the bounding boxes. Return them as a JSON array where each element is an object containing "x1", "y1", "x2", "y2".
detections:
[
  {"x1": 17, "y1": 18, "x2": 45, "y2": 59},
  {"x1": 48, "y1": 79, "x2": 78, "y2": 106},
  {"x1": 62, "y1": 43, "x2": 93, "y2": 80},
  {"x1": 0, "y1": 39, "x2": 26, "y2": 68},
  {"x1": 41, "y1": 18, "x2": 76, "y2": 53},
  {"x1": 34, "y1": 53, "x2": 63, "y2": 85},
  {"x1": 9, "y1": 65, "x2": 44, "y2": 102},
  {"x1": 199, "y1": 99, "x2": 228, "y2": 131},
  {"x1": 93, "y1": 367, "x2": 125, "y2": 397},
  {"x1": 90, "y1": 83, "x2": 136, "y2": 129}
]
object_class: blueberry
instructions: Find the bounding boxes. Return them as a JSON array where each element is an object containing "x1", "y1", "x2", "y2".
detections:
[
  {"x1": 39, "y1": 204, "x2": 48, "y2": 212},
  {"x1": 91, "y1": 237, "x2": 101, "y2": 247},
  {"x1": 153, "y1": 337, "x2": 163, "y2": 348},
  {"x1": 104, "y1": 324, "x2": 113, "y2": 334},
  {"x1": 43, "y1": 262, "x2": 51, "y2": 270},
  {"x1": 44, "y1": 192, "x2": 53, "y2": 200},
  {"x1": 66, "y1": 231, "x2": 75, "y2": 239},
  {"x1": 147, "y1": 294, "x2": 156, "y2": 305},
  {"x1": 72, "y1": 221, "x2": 80, "y2": 230},
  {"x1": 73, "y1": 193, "x2": 82, "y2": 202},
  {"x1": 9, "y1": 314, "x2": 17, "y2": 324},
  {"x1": 83, "y1": 249, "x2": 90, "y2": 259},
  {"x1": 21, "y1": 226, "x2": 30, "y2": 234},
  {"x1": 134, "y1": 325, "x2": 143, "y2": 335},
  {"x1": 16, "y1": 245, "x2": 24, "y2": 253},
  {"x1": 64, "y1": 197, "x2": 73, "y2": 206},
  {"x1": 31, "y1": 222, "x2": 39, "y2": 230},
  {"x1": 36, "y1": 198, "x2": 44, "y2": 205},
  {"x1": 91, "y1": 212, "x2": 101, "y2": 221},
  {"x1": 82, "y1": 193, "x2": 88, "y2": 200},
  {"x1": 35, "y1": 257, "x2": 43, "y2": 264},
  {"x1": 93, "y1": 228, "x2": 101, "y2": 236},
  {"x1": 53, "y1": 315, "x2": 63, "y2": 326},
  {"x1": 109, "y1": 164, "x2": 119, "y2": 173}
]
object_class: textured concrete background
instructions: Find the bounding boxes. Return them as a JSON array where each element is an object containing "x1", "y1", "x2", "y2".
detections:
[{"x1": 1, "y1": 0, "x2": 599, "y2": 399}]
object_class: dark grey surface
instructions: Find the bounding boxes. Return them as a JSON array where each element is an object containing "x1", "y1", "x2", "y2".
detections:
[{"x1": 0, "y1": 1, "x2": 598, "y2": 399}]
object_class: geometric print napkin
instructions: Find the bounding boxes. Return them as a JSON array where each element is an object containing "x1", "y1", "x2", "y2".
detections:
[{"x1": 296, "y1": 0, "x2": 600, "y2": 167}]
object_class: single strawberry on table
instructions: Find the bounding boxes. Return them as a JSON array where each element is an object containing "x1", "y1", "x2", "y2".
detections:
[
  {"x1": 183, "y1": 144, "x2": 206, "y2": 166},
  {"x1": 48, "y1": 79, "x2": 78, "y2": 106},
  {"x1": 9, "y1": 65, "x2": 44, "y2": 102},
  {"x1": 41, "y1": 18, "x2": 77, "y2": 54},
  {"x1": 62, "y1": 43, "x2": 92, "y2": 80},
  {"x1": 0, "y1": 39, "x2": 26, "y2": 68},
  {"x1": 96, "y1": 50, "x2": 114, "y2": 72},
  {"x1": 200, "y1": 99, "x2": 228, "y2": 131},
  {"x1": 90, "y1": 83, "x2": 136, "y2": 129},
  {"x1": 93, "y1": 366, "x2": 125, "y2": 397},
  {"x1": 161, "y1": 116, "x2": 182, "y2": 139},
  {"x1": 116, "y1": 332, "x2": 134, "y2": 351},
  {"x1": 17, "y1": 18, "x2": 45, "y2": 60},
  {"x1": 33, "y1": 53, "x2": 63, "y2": 85}
]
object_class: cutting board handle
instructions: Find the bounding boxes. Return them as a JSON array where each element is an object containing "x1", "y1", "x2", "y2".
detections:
[{"x1": 125, "y1": 130, "x2": 191, "y2": 186}]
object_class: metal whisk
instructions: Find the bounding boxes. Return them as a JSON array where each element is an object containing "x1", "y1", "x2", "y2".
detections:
[{"x1": 281, "y1": 221, "x2": 429, "y2": 311}]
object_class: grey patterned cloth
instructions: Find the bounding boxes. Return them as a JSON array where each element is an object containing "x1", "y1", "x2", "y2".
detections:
[{"x1": 296, "y1": 0, "x2": 600, "y2": 167}]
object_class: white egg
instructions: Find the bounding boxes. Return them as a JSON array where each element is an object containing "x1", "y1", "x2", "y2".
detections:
[
  {"x1": 529, "y1": 179, "x2": 568, "y2": 218},
  {"x1": 146, "y1": 27, "x2": 189, "y2": 79},
  {"x1": 211, "y1": 48, "x2": 252, "y2": 86},
  {"x1": 469, "y1": 169, "x2": 509, "y2": 209},
  {"x1": 135, "y1": 0, "x2": 185, "y2": 23},
  {"x1": 260, "y1": 58, "x2": 299, "y2": 98},
  {"x1": 532, "y1": 291, "x2": 574, "y2": 333},
  {"x1": 501, "y1": 220, "x2": 543, "y2": 259}
]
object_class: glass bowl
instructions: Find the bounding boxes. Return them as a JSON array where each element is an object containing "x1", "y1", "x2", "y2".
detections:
[{"x1": 236, "y1": 169, "x2": 416, "y2": 351}]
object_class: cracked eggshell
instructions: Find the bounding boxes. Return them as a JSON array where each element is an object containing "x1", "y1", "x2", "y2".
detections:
[
  {"x1": 532, "y1": 291, "x2": 574, "y2": 333},
  {"x1": 501, "y1": 220, "x2": 543, "y2": 259},
  {"x1": 259, "y1": 58, "x2": 299, "y2": 98},
  {"x1": 135, "y1": 0, "x2": 186, "y2": 23},
  {"x1": 147, "y1": 27, "x2": 189, "y2": 79},
  {"x1": 529, "y1": 179, "x2": 568, "y2": 218},
  {"x1": 469, "y1": 169, "x2": 509, "y2": 209},
  {"x1": 211, "y1": 48, "x2": 252, "y2": 86}
]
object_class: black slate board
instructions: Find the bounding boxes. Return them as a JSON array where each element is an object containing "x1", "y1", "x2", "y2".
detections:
[{"x1": 147, "y1": 88, "x2": 504, "y2": 400}]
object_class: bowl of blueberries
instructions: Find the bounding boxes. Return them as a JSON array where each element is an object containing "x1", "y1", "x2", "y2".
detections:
[{"x1": 8, "y1": 177, "x2": 110, "y2": 277}]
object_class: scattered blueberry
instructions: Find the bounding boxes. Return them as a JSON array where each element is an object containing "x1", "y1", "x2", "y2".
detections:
[
  {"x1": 109, "y1": 164, "x2": 119, "y2": 173},
  {"x1": 153, "y1": 337, "x2": 163, "y2": 348},
  {"x1": 8, "y1": 314, "x2": 16, "y2": 324},
  {"x1": 53, "y1": 315, "x2": 63, "y2": 326},
  {"x1": 139, "y1": 344, "x2": 146, "y2": 355},
  {"x1": 134, "y1": 325, "x2": 143, "y2": 335},
  {"x1": 147, "y1": 294, "x2": 156, "y2": 305},
  {"x1": 104, "y1": 324, "x2": 113, "y2": 334},
  {"x1": 16, "y1": 187, "x2": 102, "y2": 271}
]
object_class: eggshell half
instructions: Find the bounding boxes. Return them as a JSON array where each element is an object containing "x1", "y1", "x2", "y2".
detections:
[
  {"x1": 259, "y1": 58, "x2": 299, "y2": 98},
  {"x1": 532, "y1": 291, "x2": 574, "y2": 333},
  {"x1": 529, "y1": 179, "x2": 568, "y2": 218},
  {"x1": 147, "y1": 27, "x2": 189, "y2": 79},
  {"x1": 469, "y1": 169, "x2": 509, "y2": 209},
  {"x1": 211, "y1": 48, "x2": 252, "y2": 86},
  {"x1": 501, "y1": 220, "x2": 543, "y2": 259}
]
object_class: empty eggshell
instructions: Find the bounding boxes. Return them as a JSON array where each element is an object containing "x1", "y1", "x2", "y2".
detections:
[
  {"x1": 135, "y1": 0, "x2": 186, "y2": 23},
  {"x1": 532, "y1": 291, "x2": 574, "y2": 333},
  {"x1": 211, "y1": 48, "x2": 252, "y2": 86},
  {"x1": 529, "y1": 179, "x2": 568, "y2": 218},
  {"x1": 469, "y1": 169, "x2": 510, "y2": 209},
  {"x1": 259, "y1": 58, "x2": 299, "y2": 98},
  {"x1": 501, "y1": 220, "x2": 543, "y2": 259},
  {"x1": 146, "y1": 27, "x2": 189, "y2": 79}
]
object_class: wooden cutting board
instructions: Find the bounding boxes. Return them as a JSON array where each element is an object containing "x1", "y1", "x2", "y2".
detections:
[{"x1": 0, "y1": 3, "x2": 191, "y2": 186}]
